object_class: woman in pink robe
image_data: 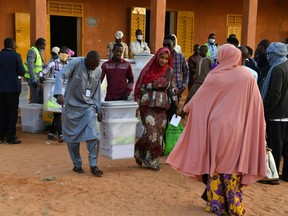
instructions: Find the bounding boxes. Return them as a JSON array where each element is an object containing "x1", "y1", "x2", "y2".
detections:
[{"x1": 166, "y1": 44, "x2": 266, "y2": 215}]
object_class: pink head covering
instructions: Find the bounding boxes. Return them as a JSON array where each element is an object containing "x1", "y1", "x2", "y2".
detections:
[{"x1": 212, "y1": 43, "x2": 242, "y2": 73}]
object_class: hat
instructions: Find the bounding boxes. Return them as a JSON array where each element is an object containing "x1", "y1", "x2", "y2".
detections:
[
  {"x1": 115, "y1": 31, "x2": 124, "y2": 39},
  {"x1": 51, "y1": 46, "x2": 60, "y2": 54}
]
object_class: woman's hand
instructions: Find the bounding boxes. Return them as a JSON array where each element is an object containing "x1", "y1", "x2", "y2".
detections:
[
  {"x1": 175, "y1": 106, "x2": 181, "y2": 117},
  {"x1": 179, "y1": 109, "x2": 187, "y2": 119},
  {"x1": 136, "y1": 107, "x2": 140, "y2": 118}
]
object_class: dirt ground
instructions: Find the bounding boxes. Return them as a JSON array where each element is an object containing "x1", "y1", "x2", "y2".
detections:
[{"x1": 1, "y1": 120, "x2": 288, "y2": 216}]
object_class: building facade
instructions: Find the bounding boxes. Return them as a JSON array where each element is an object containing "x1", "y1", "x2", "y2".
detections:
[{"x1": 0, "y1": 0, "x2": 287, "y2": 62}]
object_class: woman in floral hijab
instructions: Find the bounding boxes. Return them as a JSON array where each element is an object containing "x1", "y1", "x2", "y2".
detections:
[{"x1": 134, "y1": 47, "x2": 180, "y2": 171}]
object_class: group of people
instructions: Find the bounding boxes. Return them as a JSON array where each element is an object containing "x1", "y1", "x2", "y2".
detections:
[
  {"x1": 2, "y1": 30, "x2": 288, "y2": 215},
  {"x1": 131, "y1": 32, "x2": 288, "y2": 215},
  {"x1": 107, "y1": 29, "x2": 151, "y2": 59}
]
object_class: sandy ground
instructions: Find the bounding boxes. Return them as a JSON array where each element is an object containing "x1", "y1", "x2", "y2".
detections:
[{"x1": 1, "y1": 120, "x2": 288, "y2": 216}]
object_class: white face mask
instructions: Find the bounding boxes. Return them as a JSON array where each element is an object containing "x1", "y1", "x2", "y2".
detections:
[
  {"x1": 137, "y1": 35, "x2": 143, "y2": 41},
  {"x1": 209, "y1": 38, "x2": 215, "y2": 44}
]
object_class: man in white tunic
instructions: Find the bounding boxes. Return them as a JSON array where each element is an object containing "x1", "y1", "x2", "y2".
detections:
[{"x1": 54, "y1": 50, "x2": 103, "y2": 176}]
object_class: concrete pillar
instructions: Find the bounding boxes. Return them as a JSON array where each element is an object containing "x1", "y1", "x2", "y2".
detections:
[
  {"x1": 149, "y1": 0, "x2": 166, "y2": 53},
  {"x1": 30, "y1": 0, "x2": 46, "y2": 45},
  {"x1": 242, "y1": 0, "x2": 258, "y2": 50}
]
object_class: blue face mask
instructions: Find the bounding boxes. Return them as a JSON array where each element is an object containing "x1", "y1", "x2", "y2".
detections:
[{"x1": 38, "y1": 48, "x2": 44, "y2": 53}]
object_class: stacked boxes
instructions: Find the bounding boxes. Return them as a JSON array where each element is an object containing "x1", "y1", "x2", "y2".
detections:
[{"x1": 100, "y1": 100, "x2": 138, "y2": 159}]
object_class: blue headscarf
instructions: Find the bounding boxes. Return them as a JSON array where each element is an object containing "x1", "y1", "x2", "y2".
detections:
[{"x1": 261, "y1": 42, "x2": 288, "y2": 100}]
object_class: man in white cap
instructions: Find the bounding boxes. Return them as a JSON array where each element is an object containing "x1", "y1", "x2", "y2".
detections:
[
  {"x1": 106, "y1": 31, "x2": 129, "y2": 59},
  {"x1": 49, "y1": 46, "x2": 60, "y2": 63}
]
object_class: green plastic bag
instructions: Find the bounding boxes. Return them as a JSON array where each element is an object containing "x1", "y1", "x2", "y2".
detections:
[{"x1": 164, "y1": 123, "x2": 183, "y2": 156}]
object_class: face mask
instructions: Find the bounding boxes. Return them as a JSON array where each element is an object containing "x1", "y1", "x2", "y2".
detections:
[
  {"x1": 59, "y1": 53, "x2": 69, "y2": 62},
  {"x1": 137, "y1": 35, "x2": 143, "y2": 40},
  {"x1": 52, "y1": 54, "x2": 59, "y2": 60},
  {"x1": 38, "y1": 48, "x2": 44, "y2": 53},
  {"x1": 209, "y1": 38, "x2": 215, "y2": 44}
]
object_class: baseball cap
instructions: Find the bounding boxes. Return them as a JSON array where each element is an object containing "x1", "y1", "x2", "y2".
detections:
[
  {"x1": 51, "y1": 46, "x2": 60, "y2": 54},
  {"x1": 115, "y1": 31, "x2": 124, "y2": 39}
]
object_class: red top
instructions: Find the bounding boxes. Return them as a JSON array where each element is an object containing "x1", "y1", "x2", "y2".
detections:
[{"x1": 101, "y1": 59, "x2": 134, "y2": 101}]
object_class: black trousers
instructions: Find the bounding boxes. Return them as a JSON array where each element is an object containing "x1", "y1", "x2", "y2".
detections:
[
  {"x1": 0, "y1": 92, "x2": 20, "y2": 141},
  {"x1": 49, "y1": 112, "x2": 62, "y2": 136},
  {"x1": 266, "y1": 120, "x2": 288, "y2": 178}
]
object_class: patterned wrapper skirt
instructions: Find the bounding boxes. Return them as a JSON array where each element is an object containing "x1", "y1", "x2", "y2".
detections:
[
  {"x1": 205, "y1": 173, "x2": 245, "y2": 216},
  {"x1": 134, "y1": 106, "x2": 167, "y2": 169}
]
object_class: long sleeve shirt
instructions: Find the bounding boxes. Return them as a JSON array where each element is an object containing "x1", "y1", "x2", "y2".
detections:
[
  {"x1": 39, "y1": 59, "x2": 67, "y2": 78},
  {"x1": 130, "y1": 41, "x2": 151, "y2": 56},
  {"x1": 172, "y1": 51, "x2": 189, "y2": 92},
  {"x1": 101, "y1": 59, "x2": 134, "y2": 101},
  {"x1": 0, "y1": 48, "x2": 25, "y2": 93}
]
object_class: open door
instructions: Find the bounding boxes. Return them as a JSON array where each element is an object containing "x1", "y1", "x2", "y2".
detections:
[{"x1": 15, "y1": 12, "x2": 30, "y2": 61}]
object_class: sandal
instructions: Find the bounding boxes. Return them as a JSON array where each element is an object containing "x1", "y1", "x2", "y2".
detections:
[
  {"x1": 90, "y1": 166, "x2": 103, "y2": 177},
  {"x1": 135, "y1": 158, "x2": 142, "y2": 167},
  {"x1": 148, "y1": 166, "x2": 160, "y2": 171}
]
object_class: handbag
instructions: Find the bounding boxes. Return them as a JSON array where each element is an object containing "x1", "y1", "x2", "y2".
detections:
[
  {"x1": 163, "y1": 123, "x2": 183, "y2": 156},
  {"x1": 265, "y1": 147, "x2": 279, "y2": 180}
]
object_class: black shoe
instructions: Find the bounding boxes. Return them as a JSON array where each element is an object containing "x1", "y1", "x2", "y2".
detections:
[
  {"x1": 0, "y1": 137, "x2": 5, "y2": 144},
  {"x1": 135, "y1": 158, "x2": 142, "y2": 167},
  {"x1": 7, "y1": 139, "x2": 21, "y2": 144},
  {"x1": 47, "y1": 133, "x2": 57, "y2": 141},
  {"x1": 280, "y1": 175, "x2": 288, "y2": 182},
  {"x1": 90, "y1": 166, "x2": 103, "y2": 177},
  {"x1": 57, "y1": 135, "x2": 64, "y2": 143},
  {"x1": 201, "y1": 189, "x2": 208, "y2": 202},
  {"x1": 257, "y1": 179, "x2": 280, "y2": 185},
  {"x1": 72, "y1": 167, "x2": 84, "y2": 173}
]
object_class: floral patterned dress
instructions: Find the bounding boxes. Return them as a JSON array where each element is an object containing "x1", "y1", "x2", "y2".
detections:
[{"x1": 134, "y1": 68, "x2": 177, "y2": 170}]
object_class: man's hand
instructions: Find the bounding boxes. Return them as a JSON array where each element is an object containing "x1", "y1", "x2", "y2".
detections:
[
  {"x1": 39, "y1": 77, "x2": 45, "y2": 83},
  {"x1": 32, "y1": 80, "x2": 38, "y2": 88},
  {"x1": 56, "y1": 95, "x2": 64, "y2": 105},
  {"x1": 97, "y1": 112, "x2": 103, "y2": 122}
]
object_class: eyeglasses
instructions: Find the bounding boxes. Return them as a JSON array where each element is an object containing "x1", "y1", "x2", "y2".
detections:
[{"x1": 163, "y1": 43, "x2": 172, "y2": 48}]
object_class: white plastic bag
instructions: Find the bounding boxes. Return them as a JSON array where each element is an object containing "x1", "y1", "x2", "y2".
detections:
[{"x1": 266, "y1": 147, "x2": 279, "y2": 180}]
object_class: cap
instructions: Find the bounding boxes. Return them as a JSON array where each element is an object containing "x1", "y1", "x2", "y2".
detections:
[
  {"x1": 51, "y1": 46, "x2": 60, "y2": 54},
  {"x1": 115, "y1": 31, "x2": 124, "y2": 39}
]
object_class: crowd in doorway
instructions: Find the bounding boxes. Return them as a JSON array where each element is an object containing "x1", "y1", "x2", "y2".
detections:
[{"x1": 1, "y1": 29, "x2": 288, "y2": 216}]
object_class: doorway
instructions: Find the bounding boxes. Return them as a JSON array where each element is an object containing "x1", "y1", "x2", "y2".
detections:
[{"x1": 50, "y1": 16, "x2": 77, "y2": 56}]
